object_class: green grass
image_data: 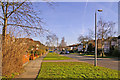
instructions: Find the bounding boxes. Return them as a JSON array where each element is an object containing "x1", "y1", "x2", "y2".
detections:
[
  {"x1": 43, "y1": 52, "x2": 72, "y2": 60},
  {"x1": 37, "y1": 62, "x2": 119, "y2": 79},
  {"x1": 69, "y1": 53, "x2": 78, "y2": 55}
]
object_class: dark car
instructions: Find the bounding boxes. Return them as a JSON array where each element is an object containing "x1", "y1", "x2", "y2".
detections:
[
  {"x1": 60, "y1": 51, "x2": 65, "y2": 54},
  {"x1": 65, "y1": 51, "x2": 69, "y2": 54}
]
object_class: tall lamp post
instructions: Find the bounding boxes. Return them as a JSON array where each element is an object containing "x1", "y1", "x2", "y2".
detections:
[{"x1": 95, "y1": 9, "x2": 102, "y2": 66}]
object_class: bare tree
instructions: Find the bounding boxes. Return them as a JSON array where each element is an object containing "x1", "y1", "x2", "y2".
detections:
[
  {"x1": 59, "y1": 37, "x2": 66, "y2": 47},
  {"x1": 78, "y1": 35, "x2": 90, "y2": 52},
  {"x1": 88, "y1": 28, "x2": 94, "y2": 40},
  {"x1": 45, "y1": 41, "x2": 50, "y2": 47},
  {"x1": 0, "y1": 1, "x2": 46, "y2": 44},
  {"x1": 97, "y1": 18, "x2": 116, "y2": 57},
  {"x1": 78, "y1": 34, "x2": 89, "y2": 43},
  {"x1": 46, "y1": 34, "x2": 58, "y2": 47}
]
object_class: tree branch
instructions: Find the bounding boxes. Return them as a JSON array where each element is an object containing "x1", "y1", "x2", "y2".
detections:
[
  {"x1": 1, "y1": 2, "x2": 5, "y2": 17},
  {"x1": 0, "y1": 20, "x2": 3, "y2": 25},
  {"x1": 7, "y1": 2, "x2": 25, "y2": 18},
  {"x1": 0, "y1": 16, "x2": 4, "y2": 20},
  {"x1": 7, "y1": 24, "x2": 42, "y2": 30}
]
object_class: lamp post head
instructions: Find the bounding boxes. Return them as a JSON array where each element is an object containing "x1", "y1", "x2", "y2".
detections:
[{"x1": 98, "y1": 9, "x2": 103, "y2": 12}]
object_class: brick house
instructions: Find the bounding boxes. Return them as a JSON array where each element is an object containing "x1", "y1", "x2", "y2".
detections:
[
  {"x1": 104, "y1": 40, "x2": 110, "y2": 53},
  {"x1": 100, "y1": 37, "x2": 118, "y2": 53},
  {"x1": 88, "y1": 37, "x2": 118, "y2": 53}
]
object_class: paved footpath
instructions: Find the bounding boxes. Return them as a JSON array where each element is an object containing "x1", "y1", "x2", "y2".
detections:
[
  {"x1": 63, "y1": 54, "x2": 120, "y2": 71},
  {"x1": 16, "y1": 53, "x2": 47, "y2": 80},
  {"x1": 0, "y1": 53, "x2": 1, "y2": 79}
]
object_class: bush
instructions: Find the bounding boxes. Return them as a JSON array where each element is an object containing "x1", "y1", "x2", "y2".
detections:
[
  {"x1": 2, "y1": 35, "x2": 28, "y2": 77},
  {"x1": 34, "y1": 51, "x2": 40, "y2": 55},
  {"x1": 112, "y1": 49, "x2": 120, "y2": 57},
  {"x1": 87, "y1": 43, "x2": 94, "y2": 52}
]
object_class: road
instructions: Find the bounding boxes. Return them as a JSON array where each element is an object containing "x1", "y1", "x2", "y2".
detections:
[{"x1": 63, "y1": 54, "x2": 120, "y2": 71}]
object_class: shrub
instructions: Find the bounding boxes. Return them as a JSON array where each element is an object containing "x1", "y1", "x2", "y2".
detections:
[
  {"x1": 87, "y1": 43, "x2": 93, "y2": 52},
  {"x1": 112, "y1": 49, "x2": 120, "y2": 57},
  {"x1": 2, "y1": 34, "x2": 28, "y2": 77}
]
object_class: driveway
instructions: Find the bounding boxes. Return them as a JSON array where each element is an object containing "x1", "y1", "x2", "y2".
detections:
[{"x1": 62, "y1": 54, "x2": 120, "y2": 71}]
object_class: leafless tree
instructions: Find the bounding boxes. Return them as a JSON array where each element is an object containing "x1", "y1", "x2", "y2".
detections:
[
  {"x1": 88, "y1": 28, "x2": 94, "y2": 40},
  {"x1": 59, "y1": 37, "x2": 66, "y2": 48},
  {"x1": 97, "y1": 18, "x2": 116, "y2": 57},
  {"x1": 78, "y1": 34, "x2": 89, "y2": 43},
  {"x1": 46, "y1": 34, "x2": 58, "y2": 47},
  {"x1": 78, "y1": 34, "x2": 90, "y2": 52},
  {"x1": 0, "y1": 1, "x2": 46, "y2": 44}
]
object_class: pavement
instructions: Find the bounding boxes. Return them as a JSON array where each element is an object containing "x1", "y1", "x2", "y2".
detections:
[
  {"x1": 16, "y1": 53, "x2": 47, "y2": 80},
  {"x1": 0, "y1": 52, "x2": 1, "y2": 79},
  {"x1": 62, "y1": 54, "x2": 120, "y2": 71}
]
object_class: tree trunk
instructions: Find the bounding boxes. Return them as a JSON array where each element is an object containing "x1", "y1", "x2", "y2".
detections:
[
  {"x1": 101, "y1": 38, "x2": 105, "y2": 57},
  {"x1": 2, "y1": 18, "x2": 7, "y2": 43},
  {"x1": 2, "y1": 2, "x2": 8, "y2": 45}
]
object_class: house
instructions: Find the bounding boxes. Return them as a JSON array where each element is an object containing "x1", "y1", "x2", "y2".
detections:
[
  {"x1": 68, "y1": 43, "x2": 87, "y2": 52},
  {"x1": 110, "y1": 37, "x2": 118, "y2": 47},
  {"x1": 68, "y1": 44, "x2": 79, "y2": 50},
  {"x1": 88, "y1": 40, "x2": 95, "y2": 47},
  {"x1": 98, "y1": 37, "x2": 118, "y2": 53},
  {"x1": 87, "y1": 37, "x2": 118, "y2": 53},
  {"x1": 104, "y1": 39, "x2": 110, "y2": 53},
  {"x1": 78, "y1": 43, "x2": 83, "y2": 52}
]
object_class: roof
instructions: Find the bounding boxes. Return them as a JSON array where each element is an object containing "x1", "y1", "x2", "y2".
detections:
[
  {"x1": 67, "y1": 43, "x2": 82, "y2": 47},
  {"x1": 118, "y1": 35, "x2": 120, "y2": 39}
]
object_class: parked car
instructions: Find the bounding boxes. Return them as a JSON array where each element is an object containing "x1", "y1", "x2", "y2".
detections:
[
  {"x1": 49, "y1": 50, "x2": 53, "y2": 53},
  {"x1": 60, "y1": 50, "x2": 69, "y2": 54},
  {"x1": 60, "y1": 51, "x2": 65, "y2": 54},
  {"x1": 65, "y1": 51, "x2": 69, "y2": 54}
]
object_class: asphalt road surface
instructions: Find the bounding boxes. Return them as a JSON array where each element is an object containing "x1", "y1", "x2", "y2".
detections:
[{"x1": 63, "y1": 54, "x2": 120, "y2": 71}]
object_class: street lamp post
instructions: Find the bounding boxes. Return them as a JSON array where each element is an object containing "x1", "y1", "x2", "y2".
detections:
[{"x1": 94, "y1": 9, "x2": 102, "y2": 66}]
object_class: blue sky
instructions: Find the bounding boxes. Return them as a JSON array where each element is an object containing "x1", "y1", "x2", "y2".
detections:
[
  {"x1": 31, "y1": 2, "x2": 118, "y2": 45},
  {"x1": 0, "y1": 2, "x2": 118, "y2": 46}
]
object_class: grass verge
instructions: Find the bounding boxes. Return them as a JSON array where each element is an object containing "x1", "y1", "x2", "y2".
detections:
[
  {"x1": 43, "y1": 52, "x2": 72, "y2": 60},
  {"x1": 37, "y1": 62, "x2": 119, "y2": 79},
  {"x1": 79, "y1": 53, "x2": 116, "y2": 58}
]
